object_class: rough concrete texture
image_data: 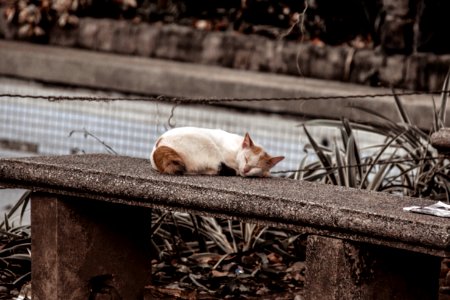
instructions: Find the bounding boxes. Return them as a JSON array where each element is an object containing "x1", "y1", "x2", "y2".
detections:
[
  {"x1": 0, "y1": 40, "x2": 447, "y2": 131},
  {"x1": 1, "y1": 14, "x2": 450, "y2": 91},
  {"x1": 32, "y1": 194, "x2": 152, "y2": 300},
  {"x1": 49, "y1": 18, "x2": 450, "y2": 91},
  {"x1": 305, "y1": 235, "x2": 440, "y2": 300},
  {"x1": 1, "y1": 154, "x2": 450, "y2": 257}
]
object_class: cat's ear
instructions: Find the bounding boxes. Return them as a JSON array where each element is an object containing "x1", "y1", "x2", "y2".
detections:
[
  {"x1": 242, "y1": 133, "x2": 254, "y2": 148},
  {"x1": 268, "y1": 156, "x2": 285, "y2": 168}
]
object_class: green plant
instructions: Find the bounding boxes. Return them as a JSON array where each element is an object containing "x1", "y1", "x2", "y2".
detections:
[
  {"x1": 297, "y1": 72, "x2": 450, "y2": 200},
  {"x1": 149, "y1": 210, "x2": 305, "y2": 297},
  {"x1": 59, "y1": 77, "x2": 450, "y2": 297},
  {"x1": 0, "y1": 191, "x2": 31, "y2": 300}
]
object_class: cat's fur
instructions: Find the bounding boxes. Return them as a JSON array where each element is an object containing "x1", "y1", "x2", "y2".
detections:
[{"x1": 150, "y1": 127, "x2": 284, "y2": 177}]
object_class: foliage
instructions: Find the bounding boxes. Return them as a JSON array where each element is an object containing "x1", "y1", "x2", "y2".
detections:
[
  {"x1": 149, "y1": 211, "x2": 306, "y2": 298},
  {"x1": 4, "y1": 72, "x2": 450, "y2": 297},
  {"x1": 67, "y1": 127, "x2": 307, "y2": 296},
  {"x1": 147, "y1": 78, "x2": 450, "y2": 297},
  {"x1": 0, "y1": 191, "x2": 31, "y2": 300},
  {"x1": 297, "y1": 72, "x2": 450, "y2": 201}
]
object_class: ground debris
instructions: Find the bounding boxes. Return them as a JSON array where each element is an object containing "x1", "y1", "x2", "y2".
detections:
[{"x1": 149, "y1": 249, "x2": 305, "y2": 299}]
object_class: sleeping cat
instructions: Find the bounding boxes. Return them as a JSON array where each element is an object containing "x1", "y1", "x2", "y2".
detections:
[{"x1": 150, "y1": 127, "x2": 284, "y2": 177}]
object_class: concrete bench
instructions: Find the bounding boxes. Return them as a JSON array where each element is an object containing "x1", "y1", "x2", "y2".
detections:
[{"x1": 0, "y1": 154, "x2": 449, "y2": 299}]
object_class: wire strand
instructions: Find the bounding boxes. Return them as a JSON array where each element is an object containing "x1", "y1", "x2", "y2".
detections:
[{"x1": 0, "y1": 89, "x2": 449, "y2": 104}]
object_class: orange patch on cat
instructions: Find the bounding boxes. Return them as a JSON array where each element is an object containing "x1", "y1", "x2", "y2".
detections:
[
  {"x1": 153, "y1": 146, "x2": 186, "y2": 175},
  {"x1": 251, "y1": 146, "x2": 263, "y2": 155},
  {"x1": 257, "y1": 153, "x2": 271, "y2": 167}
]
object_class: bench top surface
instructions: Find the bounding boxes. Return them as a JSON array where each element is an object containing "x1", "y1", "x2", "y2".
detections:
[{"x1": 1, "y1": 154, "x2": 449, "y2": 256}]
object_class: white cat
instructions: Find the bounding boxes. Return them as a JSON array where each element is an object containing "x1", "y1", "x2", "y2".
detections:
[{"x1": 150, "y1": 127, "x2": 284, "y2": 177}]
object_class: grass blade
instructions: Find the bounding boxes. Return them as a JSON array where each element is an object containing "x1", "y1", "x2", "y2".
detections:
[
  {"x1": 149, "y1": 211, "x2": 169, "y2": 237},
  {"x1": 367, "y1": 150, "x2": 398, "y2": 191},
  {"x1": 334, "y1": 142, "x2": 346, "y2": 186},
  {"x1": 228, "y1": 220, "x2": 238, "y2": 253},
  {"x1": 13, "y1": 272, "x2": 31, "y2": 287},
  {"x1": 432, "y1": 96, "x2": 439, "y2": 132},
  {"x1": 439, "y1": 68, "x2": 450, "y2": 127},
  {"x1": 303, "y1": 125, "x2": 337, "y2": 185},
  {"x1": 342, "y1": 119, "x2": 362, "y2": 180},
  {"x1": 346, "y1": 134, "x2": 357, "y2": 188},
  {"x1": 293, "y1": 155, "x2": 309, "y2": 180},
  {"x1": 392, "y1": 88, "x2": 411, "y2": 125},
  {"x1": 359, "y1": 131, "x2": 405, "y2": 189},
  {"x1": 0, "y1": 190, "x2": 31, "y2": 228}
]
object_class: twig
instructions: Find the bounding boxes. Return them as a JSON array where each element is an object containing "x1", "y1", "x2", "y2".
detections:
[
  {"x1": 1, "y1": 89, "x2": 449, "y2": 104},
  {"x1": 68, "y1": 129, "x2": 118, "y2": 155}
]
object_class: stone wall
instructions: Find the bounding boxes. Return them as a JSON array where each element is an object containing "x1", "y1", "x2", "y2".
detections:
[
  {"x1": 380, "y1": 0, "x2": 415, "y2": 54},
  {"x1": 46, "y1": 18, "x2": 450, "y2": 91},
  {"x1": 1, "y1": 12, "x2": 450, "y2": 92},
  {"x1": 318, "y1": 0, "x2": 450, "y2": 56}
]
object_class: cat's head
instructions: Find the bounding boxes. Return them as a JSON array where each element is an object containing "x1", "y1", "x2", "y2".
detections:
[{"x1": 236, "y1": 133, "x2": 285, "y2": 177}]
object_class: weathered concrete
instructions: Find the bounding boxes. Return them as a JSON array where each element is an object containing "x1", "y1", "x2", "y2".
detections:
[
  {"x1": 431, "y1": 128, "x2": 450, "y2": 153},
  {"x1": 2, "y1": 14, "x2": 449, "y2": 89},
  {"x1": 32, "y1": 193, "x2": 152, "y2": 300},
  {"x1": 1, "y1": 154, "x2": 449, "y2": 299},
  {"x1": 305, "y1": 235, "x2": 440, "y2": 300},
  {"x1": 0, "y1": 40, "x2": 447, "y2": 130},
  {"x1": 1, "y1": 154, "x2": 450, "y2": 257}
]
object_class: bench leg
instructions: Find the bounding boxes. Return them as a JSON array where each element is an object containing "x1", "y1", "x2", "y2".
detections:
[
  {"x1": 31, "y1": 194, "x2": 152, "y2": 300},
  {"x1": 305, "y1": 235, "x2": 440, "y2": 300}
]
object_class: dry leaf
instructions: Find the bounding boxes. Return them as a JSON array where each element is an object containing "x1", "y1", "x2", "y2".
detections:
[
  {"x1": 286, "y1": 261, "x2": 306, "y2": 273},
  {"x1": 267, "y1": 252, "x2": 283, "y2": 264},
  {"x1": 211, "y1": 269, "x2": 229, "y2": 277}
]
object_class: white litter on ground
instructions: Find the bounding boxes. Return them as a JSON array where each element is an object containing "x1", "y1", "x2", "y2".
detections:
[{"x1": 404, "y1": 201, "x2": 450, "y2": 217}]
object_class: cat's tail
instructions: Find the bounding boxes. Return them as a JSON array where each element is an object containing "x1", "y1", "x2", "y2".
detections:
[{"x1": 152, "y1": 146, "x2": 186, "y2": 175}]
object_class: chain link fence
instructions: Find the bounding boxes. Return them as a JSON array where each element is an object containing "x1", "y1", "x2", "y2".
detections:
[{"x1": 0, "y1": 78, "x2": 383, "y2": 175}]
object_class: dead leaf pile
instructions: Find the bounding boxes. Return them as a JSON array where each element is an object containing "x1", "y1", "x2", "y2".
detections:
[{"x1": 149, "y1": 240, "x2": 306, "y2": 298}]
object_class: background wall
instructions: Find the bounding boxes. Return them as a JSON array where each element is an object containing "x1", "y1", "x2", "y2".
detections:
[{"x1": 1, "y1": 0, "x2": 450, "y2": 91}]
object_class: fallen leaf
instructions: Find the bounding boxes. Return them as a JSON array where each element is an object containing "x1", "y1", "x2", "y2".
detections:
[
  {"x1": 286, "y1": 261, "x2": 306, "y2": 273},
  {"x1": 211, "y1": 269, "x2": 229, "y2": 277},
  {"x1": 267, "y1": 252, "x2": 283, "y2": 264}
]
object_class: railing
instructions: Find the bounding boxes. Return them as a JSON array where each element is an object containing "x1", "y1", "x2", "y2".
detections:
[{"x1": 0, "y1": 154, "x2": 448, "y2": 299}]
